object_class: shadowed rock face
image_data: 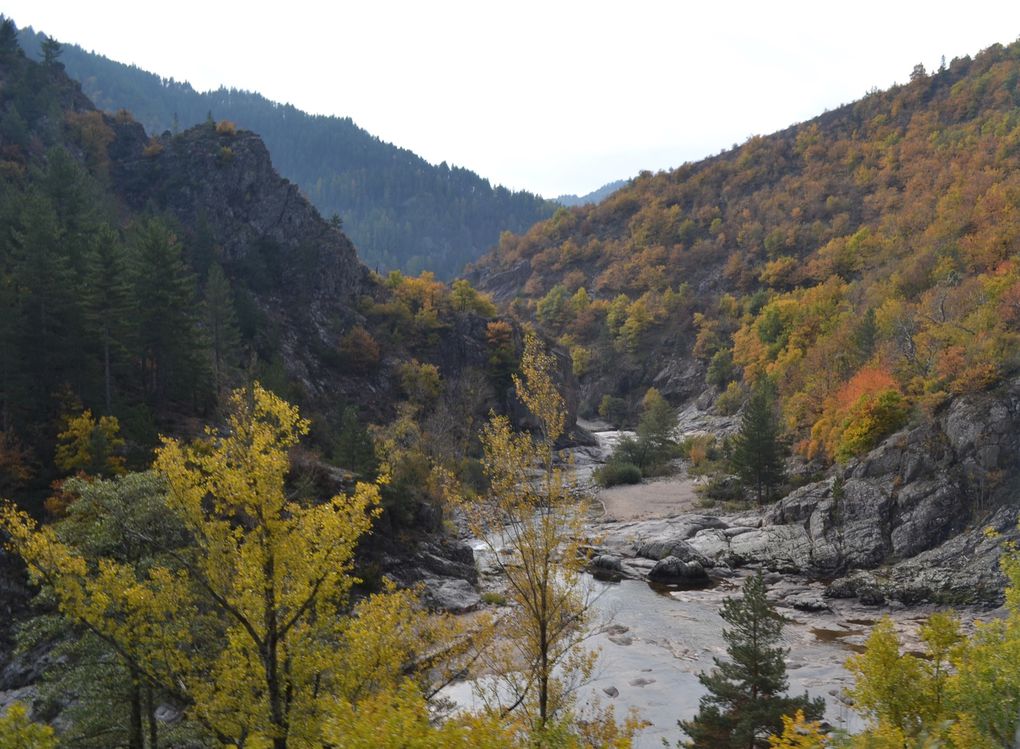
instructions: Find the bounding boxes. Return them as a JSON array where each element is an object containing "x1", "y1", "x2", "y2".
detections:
[
  {"x1": 595, "y1": 376, "x2": 1020, "y2": 605},
  {"x1": 111, "y1": 125, "x2": 369, "y2": 302}
]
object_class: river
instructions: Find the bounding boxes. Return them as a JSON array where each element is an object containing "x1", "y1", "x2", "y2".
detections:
[{"x1": 444, "y1": 423, "x2": 990, "y2": 747}]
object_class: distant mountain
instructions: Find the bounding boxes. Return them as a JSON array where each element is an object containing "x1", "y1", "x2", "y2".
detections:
[
  {"x1": 555, "y1": 179, "x2": 627, "y2": 207},
  {"x1": 17, "y1": 27, "x2": 556, "y2": 279}
]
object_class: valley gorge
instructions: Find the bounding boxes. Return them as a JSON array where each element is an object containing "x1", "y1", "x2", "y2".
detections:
[{"x1": 2, "y1": 16, "x2": 1020, "y2": 748}]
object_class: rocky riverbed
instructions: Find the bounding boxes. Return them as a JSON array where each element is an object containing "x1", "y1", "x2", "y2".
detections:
[{"x1": 449, "y1": 388, "x2": 1020, "y2": 746}]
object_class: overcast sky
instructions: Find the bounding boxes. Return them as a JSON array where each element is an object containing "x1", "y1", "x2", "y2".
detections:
[{"x1": 7, "y1": 2, "x2": 1020, "y2": 197}]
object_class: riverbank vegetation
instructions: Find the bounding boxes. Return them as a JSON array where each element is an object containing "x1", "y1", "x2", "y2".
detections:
[{"x1": 0, "y1": 336, "x2": 639, "y2": 748}]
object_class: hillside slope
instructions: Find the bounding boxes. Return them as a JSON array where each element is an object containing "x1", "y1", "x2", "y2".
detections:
[
  {"x1": 469, "y1": 41, "x2": 1020, "y2": 469},
  {"x1": 0, "y1": 31, "x2": 533, "y2": 517},
  {"x1": 17, "y1": 26, "x2": 557, "y2": 278}
]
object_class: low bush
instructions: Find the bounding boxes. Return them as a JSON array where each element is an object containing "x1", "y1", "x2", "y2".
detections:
[{"x1": 595, "y1": 461, "x2": 642, "y2": 487}]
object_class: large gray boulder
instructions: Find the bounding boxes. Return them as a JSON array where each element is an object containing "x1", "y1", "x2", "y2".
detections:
[{"x1": 648, "y1": 556, "x2": 710, "y2": 586}]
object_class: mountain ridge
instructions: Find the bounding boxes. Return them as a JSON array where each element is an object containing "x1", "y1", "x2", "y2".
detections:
[{"x1": 16, "y1": 25, "x2": 557, "y2": 279}]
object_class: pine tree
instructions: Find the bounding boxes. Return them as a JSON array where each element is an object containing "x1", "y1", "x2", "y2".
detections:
[
  {"x1": 82, "y1": 226, "x2": 133, "y2": 413},
  {"x1": 679, "y1": 573, "x2": 825, "y2": 749},
  {"x1": 128, "y1": 217, "x2": 207, "y2": 407},
  {"x1": 11, "y1": 190, "x2": 80, "y2": 414},
  {"x1": 730, "y1": 378, "x2": 786, "y2": 505},
  {"x1": 40, "y1": 35, "x2": 61, "y2": 67},
  {"x1": 0, "y1": 17, "x2": 20, "y2": 61},
  {"x1": 332, "y1": 405, "x2": 378, "y2": 479},
  {"x1": 201, "y1": 262, "x2": 242, "y2": 397}
]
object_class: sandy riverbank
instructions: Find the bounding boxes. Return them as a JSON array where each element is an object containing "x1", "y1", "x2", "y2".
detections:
[{"x1": 596, "y1": 475, "x2": 702, "y2": 522}]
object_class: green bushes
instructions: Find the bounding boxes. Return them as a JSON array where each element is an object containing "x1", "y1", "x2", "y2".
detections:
[{"x1": 594, "y1": 461, "x2": 642, "y2": 487}]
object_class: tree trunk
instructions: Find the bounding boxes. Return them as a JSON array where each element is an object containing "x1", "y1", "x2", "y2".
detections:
[
  {"x1": 145, "y1": 684, "x2": 157, "y2": 749},
  {"x1": 103, "y1": 323, "x2": 112, "y2": 414},
  {"x1": 263, "y1": 545, "x2": 287, "y2": 749},
  {"x1": 128, "y1": 671, "x2": 144, "y2": 749}
]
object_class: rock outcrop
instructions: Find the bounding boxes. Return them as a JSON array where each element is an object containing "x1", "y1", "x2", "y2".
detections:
[{"x1": 595, "y1": 377, "x2": 1020, "y2": 604}]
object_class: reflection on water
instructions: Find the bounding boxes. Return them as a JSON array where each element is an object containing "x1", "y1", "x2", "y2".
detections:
[
  {"x1": 646, "y1": 578, "x2": 722, "y2": 596},
  {"x1": 809, "y1": 626, "x2": 868, "y2": 653}
]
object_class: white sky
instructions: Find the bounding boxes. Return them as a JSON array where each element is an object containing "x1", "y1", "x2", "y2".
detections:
[{"x1": 7, "y1": 1, "x2": 1020, "y2": 197}]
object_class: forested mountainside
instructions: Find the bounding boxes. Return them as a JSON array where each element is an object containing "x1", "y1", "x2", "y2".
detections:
[
  {"x1": 0, "y1": 29, "x2": 532, "y2": 519},
  {"x1": 17, "y1": 26, "x2": 557, "y2": 279},
  {"x1": 471, "y1": 40, "x2": 1020, "y2": 466},
  {"x1": 555, "y1": 178, "x2": 627, "y2": 207}
]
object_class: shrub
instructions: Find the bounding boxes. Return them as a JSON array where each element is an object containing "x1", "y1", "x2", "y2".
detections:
[
  {"x1": 834, "y1": 389, "x2": 910, "y2": 462},
  {"x1": 216, "y1": 119, "x2": 237, "y2": 135},
  {"x1": 706, "y1": 348, "x2": 736, "y2": 388},
  {"x1": 595, "y1": 461, "x2": 642, "y2": 487},
  {"x1": 715, "y1": 381, "x2": 745, "y2": 415},
  {"x1": 142, "y1": 138, "x2": 164, "y2": 157},
  {"x1": 598, "y1": 395, "x2": 628, "y2": 427},
  {"x1": 339, "y1": 326, "x2": 381, "y2": 372}
]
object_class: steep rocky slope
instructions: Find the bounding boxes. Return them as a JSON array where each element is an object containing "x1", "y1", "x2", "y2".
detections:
[{"x1": 596, "y1": 375, "x2": 1020, "y2": 604}]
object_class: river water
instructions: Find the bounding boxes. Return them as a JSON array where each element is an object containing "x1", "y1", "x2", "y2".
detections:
[
  {"x1": 444, "y1": 424, "x2": 977, "y2": 746},
  {"x1": 444, "y1": 571, "x2": 867, "y2": 747}
]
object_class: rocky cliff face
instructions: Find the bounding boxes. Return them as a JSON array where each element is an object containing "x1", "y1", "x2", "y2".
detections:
[
  {"x1": 108, "y1": 120, "x2": 384, "y2": 412},
  {"x1": 598, "y1": 377, "x2": 1020, "y2": 604}
]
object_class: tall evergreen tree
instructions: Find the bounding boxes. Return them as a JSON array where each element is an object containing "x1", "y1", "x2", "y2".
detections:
[
  {"x1": 201, "y1": 262, "x2": 242, "y2": 397},
  {"x1": 82, "y1": 226, "x2": 133, "y2": 413},
  {"x1": 0, "y1": 16, "x2": 19, "y2": 60},
  {"x1": 128, "y1": 217, "x2": 208, "y2": 408},
  {"x1": 730, "y1": 378, "x2": 786, "y2": 505},
  {"x1": 679, "y1": 573, "x2": 825, "y2": 749},
  {"x1": 40, "y1": 35, "x2": 61, "y2": 66},
  {"x1": 332, "y1": 405, "x2": 378, "y2": 479},
  {"x1": 11, "y1": 190, "x2": 80, "y2": 414}
]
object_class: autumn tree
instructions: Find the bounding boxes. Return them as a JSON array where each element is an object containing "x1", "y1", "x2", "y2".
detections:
[
  {"x1": 54, "y1": 409, "x2": 126, "y2": 477},
  {"x1": 0, "y1": 702, "x2": 57, "y2": 749},
  {"x1": 597, "y1": 395, "x2": 628, "y2": 428},
  {"x1": 767, "y1": 710, "x2": 826, "y2": 749},
  {"x1": 19, "y1": 471, "x2": 196, "y2": 749},
  {"x1": 679, "y1": 573, "x2": 824, "y2": 749},
  {"x1": 1, "y1": 385, "x2": 465, "y2": 748},
  {"x1": 460, "y1": 331, "x2": 636, "y2": 746}
]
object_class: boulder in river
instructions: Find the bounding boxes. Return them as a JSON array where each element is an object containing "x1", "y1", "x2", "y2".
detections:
[{"x1": 648, "y1": 556, "x2": 710, "y2": 586}]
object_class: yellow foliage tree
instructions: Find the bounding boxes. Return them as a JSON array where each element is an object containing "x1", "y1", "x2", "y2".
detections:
[
  {"x1": 54, "y1": 409, "x2": 126, "y2": 477},
  {"x1": 0, "y1": 702, "x2": 57, "y2": 749},
  {"x1": 768, "y1": 709, "x2": 826, "y2": 749},
  {"x1": 458, "y1": 331, "x2": 639, "y2": 746},
  {"x1": 1, "y1": 384, "x2": 472, "y2": 748}
]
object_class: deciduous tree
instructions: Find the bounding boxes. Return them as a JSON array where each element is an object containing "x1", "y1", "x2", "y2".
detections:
[
  {"x1": 460, "y1": 332, "x2": 637, "y2": 746},
  {"x1": 1, "y1": 385, "x2": 462, "y2": 748}
]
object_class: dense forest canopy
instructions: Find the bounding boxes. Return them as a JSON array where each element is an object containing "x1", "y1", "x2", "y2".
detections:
[
  {"x1": 471, "y1": 40, "x2": 1020, "y2": 465},
  {"x1": 16, "y1": 26, "x2": 557, "y2": 279}
]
